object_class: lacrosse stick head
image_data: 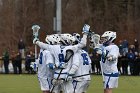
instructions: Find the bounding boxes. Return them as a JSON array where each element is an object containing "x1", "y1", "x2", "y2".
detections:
[
  {"x1": 89, "y1": 34, "x2": 100, "y2": 48},
  {"x1": 32, "y1": 25, "x2": 40, "y2": 38}
]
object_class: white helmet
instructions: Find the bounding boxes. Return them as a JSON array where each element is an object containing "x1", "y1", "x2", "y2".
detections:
[
  {"x1": 45, "y1": 35, "x2": 51, "y2": 44},
  {"x1": 73, "y1": 33, "x2": 81, "y2": 42},
  {"x1": 53, "y1": 34, "x2": 61, "y2": 44},
  {"x1": 100, "y1": 31, "x2": 116, "y2": 45},
  {"x1": 89, "y1": 34, "x2": 100, "y2": 48},
  {"x1": 45, "y1": 34, "x2": 61, "y2": 45},
  {"x1": 60, "y1": 33, "x2": 76, "y2": 45}
]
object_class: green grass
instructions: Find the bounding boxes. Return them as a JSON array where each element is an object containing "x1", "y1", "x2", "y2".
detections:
[{"x1": 0, "y1": 74, "x2": 140, "y2": 93}]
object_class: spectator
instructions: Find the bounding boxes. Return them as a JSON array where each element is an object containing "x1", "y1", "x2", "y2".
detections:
[
  {"x1": 25, "y1": 51, "x2": 32, "y2": 74},
  {"x1": 29, "y1": 51, "x2": 35, "y2": 63},
  {"x1": 137, "y1": 53, "x2": 140, "y2": 75},
  {"x1": 118, "y1": 40, "x2": 123, "y2": 55},
  {"x1": 122, "y1": 39, "x2": 129, "y2": 55},
  {"x1": 129, "y1": 45, "x2": 135, "y2": 53},
  {"x1": 134, "y1": 39, "x2": 139, "y2": 52},
  {"x1": 89, "y1": 52, "x2": 95, "y2": 74},
  {"x1": 11, "y1": 51, "x2": 17, "y2": 74},
  {"x1": 30, "y1": 51, "x2": 36, "y2": 74},
  {"x1": 94, "y1": 53, "x2": 101, "y2": 74},
  {"x1": 134, "y1": 52, "x2": 140, "y2": 75},
  {"x1": 127, "y1": 49, "x2": 136, "y2": 75},
  {"x1": 2, "y1": 48, "x2": 9, "y2": 74},
  {"x1": 121, "y1": 54, "x2": 128, "y2": 75},
  {"x1": 15, "y1": 52, "x2": 22, "y2": 74},
  {"x1": 118, "y1": 55, "x2": 122, "y2": 74},
  {"x1": 12, "y1": 52, "x2": 22, "y2": 74},
  {"x1": 25, "y1": 50, "x2": 36, "y2": 74},
  {"x1": 18, "y1": 38, "x2": 25, "y2": 59}
]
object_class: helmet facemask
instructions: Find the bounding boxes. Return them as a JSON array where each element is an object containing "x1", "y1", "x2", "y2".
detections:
[
  {"x1": 100, "y1": 37, "x2": 109, "y2": 44},
  {"x1": 100, "y1": 31, "x2": 116, "y2": 46},
  {"x1": 73, "y1": 33, "x2": 81, "y2": 45}
]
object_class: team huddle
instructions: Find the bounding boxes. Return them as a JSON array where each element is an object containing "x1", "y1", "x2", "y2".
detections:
[{"x1": 32, "y1": 24, "x2": 119, "y2": 93}]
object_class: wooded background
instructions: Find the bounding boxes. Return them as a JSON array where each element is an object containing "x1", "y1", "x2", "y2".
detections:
[{"x1": 0, "y1": 0, "x2": 140, "y2": 55}]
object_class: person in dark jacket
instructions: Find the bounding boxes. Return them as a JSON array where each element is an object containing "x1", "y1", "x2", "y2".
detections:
[
  {"x1": 122, "y1": 39, "x2": 129, "y2": 55},
  {"x1": 94, "y1": 53, "x2": 101, "y2": 74},
  {"x1": 127, "y1": 49, "x2": 136, "y2": 75},
  {"x1": 15, "y1": 52, "x2": 22, "y2": 74},
  {"x1": 121, "y1": 53, "x2": 128, "y2": 75},
  {"x1": 18, "y1": 38, "x2": 25, "y2": 59},
  {"x1": 134, "y1": 39, "x2": 139, "y2": 52},
  {"x1": 12, "y1": 52, "x2": 22, "y2": 74},
  {"x1": 134, "y1": 52, "x2": 140, "y2": 75},
  {"x1": 11, "y1": 51, "x2": 18, "y2": 74},
  {"x1": 2, "y1": 49, "x2": 9, "y2": 74},
  {"x1": 25, "y1": 51, "x2": 32, "y2": 74},
  {"x1": 137, "y1": 53, "x2": 140, "y2": 75}
]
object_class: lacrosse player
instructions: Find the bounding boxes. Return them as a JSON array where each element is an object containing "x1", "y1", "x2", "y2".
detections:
[
  {"x1": 33, "y1": 35, "x2": 56, "y2": 93},
  {"x1": 72, "y1": 49, "x2": 92, "y2": 93},
  {"x1": 58, "y1": 33, "x2": 81, "y2": 93},
  {"x1": 72, "y1": 33, "x2": 92, "y2": 93},
  {"x1": 51, "y1": 33, "x2": 84, "y2": 93},
  {"x1": 90, "y1": 31, "x2": 119, "y2": 93},
  {"x1": 32, "y1": 24, "x2": 90, "y2": 93},
  {"x1": 37, "y1": 49, "x2": 54, "y2": 93},
  {"x1": 46, "y1": 34, "x2": 63, "y2": 93}
]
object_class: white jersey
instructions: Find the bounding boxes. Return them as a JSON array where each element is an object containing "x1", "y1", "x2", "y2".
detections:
[
  {"x1": 36, "y1": 34, "x2": 87, "y2": 79},
  {"x1": 37, "y1": 49, "x2": 54, "y2": 79},
  {"x1": 73, "y1": 50, "x2": 91, "y2": 81},
  {"x1": 99, "y1": 44, "x2": 119, "y2": 74}
]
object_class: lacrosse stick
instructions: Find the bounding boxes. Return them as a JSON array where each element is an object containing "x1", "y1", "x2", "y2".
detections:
[
  {"x1": 89, "y1": 33, "x2": 105, "y2": 82},
  {"x1": 32, "y1": 25, "x2": 40, "y2": 60},
  {"x1": 89, "y1": 32, "x2": 100, "y2": 48}
]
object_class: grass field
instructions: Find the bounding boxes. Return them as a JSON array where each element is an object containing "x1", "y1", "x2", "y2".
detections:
[{"x1": 0, "y1": 74, "x2": 140, "y2": 93}]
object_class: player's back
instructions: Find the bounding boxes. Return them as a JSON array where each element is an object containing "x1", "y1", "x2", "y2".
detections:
[
  {"x1": 42, "y1": 45, "x2": 77, "y2": 66},
  {"x1": 38, "y1": 49, "x2": 54, "y2": 79},
  {"x1": 74, "y1": 50, "x2": 91, "y2": 81},
  {"x1": 52, "y1": 45, "x2": 75, "y2": 79}
]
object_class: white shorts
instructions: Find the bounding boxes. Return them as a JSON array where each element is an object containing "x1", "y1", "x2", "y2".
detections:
[
  {"x1": 61, "y1": 80, "x2": 74, "y2": 93},
  {"x1": 73, "y1": 80, "x2": 90, "y2": 93},
  {"x1": 38, "y1": 77, "x2": 51, "y2": 91},
  {"x1": 52, "y1": 83, "x2": 62, "y2": 93},
  {"x1": 103, "y1": 73, "x2": 119, "y2": 89},
  {"x1": 51, "y1": 80, "x2": 73, "y2": 93}
]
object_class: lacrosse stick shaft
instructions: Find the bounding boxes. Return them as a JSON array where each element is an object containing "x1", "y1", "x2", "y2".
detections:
[
  {"x1": 100, "y1": 61, "x2": 105, "y2": 82},
  {"x1": 72, "y1": 73, "x2": 93, "y2": 78},
  {"x1": 35, "y1": 45, "x2": 37, "y2": 60},
  {"x1": 50, "y1": 69, "x2": 63, "y2": 93}
]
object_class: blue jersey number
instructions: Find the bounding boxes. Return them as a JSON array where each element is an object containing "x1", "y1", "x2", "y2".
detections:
[
  {"x1": 58, "y1": 53, "x2": 64, "y2": 63},
  {"x1": 39, "y1": 52, "x2": 43, "y2": 64},
  {"x1": 101, "y1": 50, "x2": 109, "y2": 63},
  {"x1": 81, "y1": 53, "x2": 89, "y2": 65}
]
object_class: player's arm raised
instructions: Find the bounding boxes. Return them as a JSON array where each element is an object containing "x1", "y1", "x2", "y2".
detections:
[
  {"x1": 78, "y1": 24, "x2": 90, "y2": 48},
  {"x1": 72, "y1": 24, "x2": 90, "y2": 53},
  {"x1": 33, "y1": 37, "x2": 52, "y2": 51}
]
